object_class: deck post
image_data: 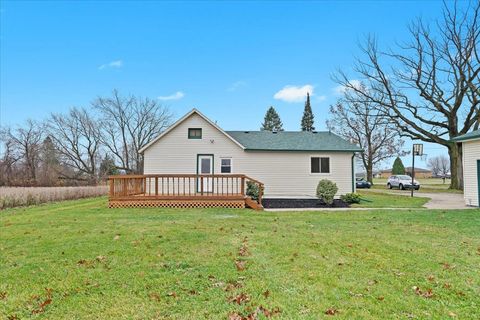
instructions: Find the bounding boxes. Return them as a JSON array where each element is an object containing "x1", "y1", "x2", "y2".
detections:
[
  {"x1": 155, "y1": 177, "x2": 159, "y2": 196},
  {"x1": 123, "y1": 178, "x2": 127, "y2": 196},
  {"x1": 241, "y1": 176, "x2": 245, "y2": 195},
  {"x1": 200, "y1": 176, "x2": 204, "y2": 195},
  {"x1": 109, "y1": 178, "x2": 114, "y2": 198}
]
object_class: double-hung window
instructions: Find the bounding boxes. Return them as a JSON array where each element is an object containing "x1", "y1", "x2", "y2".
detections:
[
  {"x1": 221, "y1": 158, "x2": 232, "y2": 173},
  {"x1": 311, "y1": 157, "x2": 330, "y2": 173}
]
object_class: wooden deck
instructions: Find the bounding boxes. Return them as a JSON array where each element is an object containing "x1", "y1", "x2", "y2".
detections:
[{"x1": 108, "y1": 174, "x2": 264, "y2": 210}]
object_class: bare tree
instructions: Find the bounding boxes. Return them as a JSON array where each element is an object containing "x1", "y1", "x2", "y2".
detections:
[
  {"x1": 327, "y1": 85, "x2": 408, "y2": 183},
  {"x1": 0, "y1": 120, "x2": 43, "y2": 185},
  {"x1": 334, "y1": 1, "x2": 480, "y2": 189},
  {"x1": 46, "y1": 107, "x2": 101, "y2": 183},
  {"x1": 427, "y1": 156, "x2": 442, "y2": 177},
  {"x1": 93, "y1": 90, "x2": 172, "y2": 173},
  {"x1": 0, "y1": 132, "x2": 20, "y2": 185},
  {"x1": 428, "y1": 155, "x2": 451, "y2": 179}
]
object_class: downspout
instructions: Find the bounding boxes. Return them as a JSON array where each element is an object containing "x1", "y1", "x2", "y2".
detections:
[{"x1": 351, "y1": 154, "x2": 355, "y2": 193}]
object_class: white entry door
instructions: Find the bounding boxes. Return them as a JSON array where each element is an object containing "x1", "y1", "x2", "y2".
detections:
[{"x1": 197, "y1": 155, "x2": 213, "y2": 193}]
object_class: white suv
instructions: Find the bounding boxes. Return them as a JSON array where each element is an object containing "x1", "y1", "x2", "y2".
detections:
[{"x1": 387, "y1": 175, "x2": 420, "y2": 190}]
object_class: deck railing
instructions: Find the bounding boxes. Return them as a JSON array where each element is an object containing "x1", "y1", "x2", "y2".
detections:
[{"x1": 108, "y1": 174, "x2": 264, "y2": 205}]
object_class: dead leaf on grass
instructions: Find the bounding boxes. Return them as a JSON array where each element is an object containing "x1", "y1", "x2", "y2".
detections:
[
  {"x1": 413, "y1": 286, "x2": 434, "y2": 298},
  {"x1": 235, "y1": 260, "x2": 246, "y2": 271},
  {"x1": 113, "y1": 234, "x2": 120, "y2": 240},
  {"x1": 263, "y1": 290, "x2": 270, "y2": 298},
  {"x1": 166, "y1": 291, "x2": 177, "y2": 298},
  {"x1": 442, "y1": 262, "x2": 454, "y2": 270},
  {"x1": 0, "y1": 291, "x2": 6, "y2": 300},
  {"x1": 224, "y1": 281, "x2": 243, "y2": 292},
  {"x1": 31, "y1": 288, "x2": 52, "y2": 314},
  {"x1": 229, "y1": 293, "x2": 250, "y2": 305},
  {"x1": 325, "y1": 308, "x2": 338, "y2": 315}
]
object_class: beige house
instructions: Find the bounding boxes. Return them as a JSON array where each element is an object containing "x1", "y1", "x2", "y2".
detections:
[
  {"x1": 139, "y1": 109, "x2": 362, "y2": 198},
  {"x1": 453, "y1": 130, "x2": 480, "y2": 207}
]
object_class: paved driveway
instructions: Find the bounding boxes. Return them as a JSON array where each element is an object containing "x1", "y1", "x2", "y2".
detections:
[{"x1": 362, "y1": 189, "x2": 472, "y2": 209}]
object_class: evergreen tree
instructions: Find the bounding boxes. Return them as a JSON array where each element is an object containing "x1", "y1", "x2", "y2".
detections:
[
  {"x1": 391, "y1": 157, "x2": 406, "y2": 175},
  {"x1": 301, "y1": 92, "x2": 315, "y2": 131},
  {"x1": 38, "y1": 136, "x2": 61, "y2": 186},
  {"x1": 261, "y1": 106, "x2": 284, "y2": 131},
  {"x1": 99, "y1": 154, "x2": 119, "y2": 178}
]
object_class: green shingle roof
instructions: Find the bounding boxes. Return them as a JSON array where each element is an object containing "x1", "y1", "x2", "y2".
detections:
[
  {"x1": 226, "y1": 131, "x2": 362, "y2": 152},
  {"x1": 451, "y1": 129, "x2": 480, "y2": 142}
]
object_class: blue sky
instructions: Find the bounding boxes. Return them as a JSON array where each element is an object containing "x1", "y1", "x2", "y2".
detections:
[{"x1": 1, "y1": 1, "x2": 455, "y2": 169}]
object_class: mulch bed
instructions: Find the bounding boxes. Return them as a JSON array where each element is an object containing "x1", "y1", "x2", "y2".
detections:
[{"x1": 261, "y1": 198, "x2": 349, "y2": 209}]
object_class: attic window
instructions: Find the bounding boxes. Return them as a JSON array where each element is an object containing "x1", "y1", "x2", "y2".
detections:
[{"x1": 188, "y1": 128, "x2": 202, "y2": 139}]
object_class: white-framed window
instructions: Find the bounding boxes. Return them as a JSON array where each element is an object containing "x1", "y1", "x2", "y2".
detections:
[
  {"x1": 220, "y1": 158, "x2": 232, "y2": 173},
  {"x1": 311, "y1": 157, "x2": 330, "y2": 173}
]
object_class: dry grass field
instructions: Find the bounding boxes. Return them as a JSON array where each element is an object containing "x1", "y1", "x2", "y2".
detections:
[{"x1": 0, "y1": 186, "x2": 108, "y2": 209}]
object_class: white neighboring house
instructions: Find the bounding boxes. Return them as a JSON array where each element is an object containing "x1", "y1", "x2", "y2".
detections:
[
  {"x1": 452, "y1": 130, "x2": 480, "y2": 207},
  {"x1": 139, "y1": 109, "x2": 362, "y2": 198}
]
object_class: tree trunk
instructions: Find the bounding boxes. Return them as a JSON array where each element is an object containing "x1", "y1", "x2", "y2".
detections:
[
  {"x1": 366, "y1": 162, "x2": 374, "y2": 184},
  {"x1": 448, "y1": 142, "x2": 463, "y2": 190}
]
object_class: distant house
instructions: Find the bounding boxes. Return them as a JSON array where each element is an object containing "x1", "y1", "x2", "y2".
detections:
[
  {"x1": 378, "y1": 167, "x2": 432, "y2": 179},
  {"x1": 139, "y1": 109, "x2": 362, "y2": 199},
  {"x1": 452, "y1": 130, "x2": 480, "y2": 207},
  {"x1": 356, "y1": 170, "x2": 381, "y2": 179}
]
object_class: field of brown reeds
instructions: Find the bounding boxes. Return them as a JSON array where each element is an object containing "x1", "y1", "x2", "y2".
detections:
[{"x1": 0, "y1": 186, "x2": 108, "y2": 209}]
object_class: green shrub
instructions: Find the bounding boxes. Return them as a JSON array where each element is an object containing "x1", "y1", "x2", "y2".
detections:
[
  {"x1": 341, "y1": 193, "x2": 361, "y2": 204},
  {"x1": 316, "y1": 179, "x2": 338, "y2": 205},
  {"x1": 246, "y1": 181, "x2": 259, "y2": 200}
]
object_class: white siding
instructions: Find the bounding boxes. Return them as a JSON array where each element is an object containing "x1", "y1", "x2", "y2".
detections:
[
  {"x1": 462, "y1": 139, "x2": 480, "y2": 207},
  {"x1": 144, "y1": 113, "x2": 355, "y2": 197}
]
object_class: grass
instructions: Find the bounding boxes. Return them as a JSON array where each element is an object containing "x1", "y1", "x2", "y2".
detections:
[
  {"x1": 354, "y1": 190, "x2": 429, "y2": 208},
  {"x1": 0, "y1": 186, "x2": 108, "y2": 209},
  {"x1": 1, "y1": 198, "x2": 480, "y2": 319},
  {"x1": 371, "y1": 178, "x2": 463, "y2": 194}
]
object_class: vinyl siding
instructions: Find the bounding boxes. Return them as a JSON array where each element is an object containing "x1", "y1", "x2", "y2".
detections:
[
  {"x1": 144, "y1": 113, "x2": 355, "y2": 197},
  {"x1": 462, "y1": 139, "x2": 480, "y2": 207}
]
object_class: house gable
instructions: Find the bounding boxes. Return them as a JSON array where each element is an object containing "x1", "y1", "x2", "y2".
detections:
[{"x1": 139, "y1": 109, "x2": 245, "y2": 154}]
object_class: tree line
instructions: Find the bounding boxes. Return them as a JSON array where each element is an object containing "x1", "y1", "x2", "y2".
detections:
[{"x1": 0, "y1": 90, "x2": 172, "y2": 186}]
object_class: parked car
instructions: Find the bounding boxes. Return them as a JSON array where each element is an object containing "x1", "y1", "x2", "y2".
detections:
[
  {"x1": 387, "y1": 175, "x2": 420, "y2": 190},
  {"x1": 356, "y1": 178, "x2": 372, "y2": 189}
]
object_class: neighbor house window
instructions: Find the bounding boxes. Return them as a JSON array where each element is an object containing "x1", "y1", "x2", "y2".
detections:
[
  {"x1": 221, "y1": 158, "x2": 232, "y2": 173},
  {"x1": 311, "y1": 157, "x2": 330, "y2": 173},
  {"x1": 188, "y1": 128, "x2": 202, "y2": 139}
]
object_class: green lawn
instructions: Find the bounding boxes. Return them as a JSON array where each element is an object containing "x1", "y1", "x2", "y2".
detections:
[
  {"x1": 371, "y1": 178, "x2": 463, "y2": 194},
  {"x1": 1, "y1": 198, "x2": 480, "y2": 319},
  {"x1": 354, "y1": 190, "x2": 429, "y2": 208}
]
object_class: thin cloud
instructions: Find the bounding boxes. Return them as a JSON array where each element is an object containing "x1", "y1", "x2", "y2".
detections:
[
  {"x1": 157, "y1": 91, "x2": 185, "y2": 101},
  {"x1": 274, "y1": 85, "x2": 314, "y2": 103},
  {"x1": 334, "y1": 79, "x2": 361, "y2": 95},
  {"x1": 227, "y1": 81, "x2": 247, "y2": 92},
  {"x1": 317, "y1": 95, "x2": 327, "y2": 102},
  {"x1": 98, "y1": 60, "x2": 123, "y2": 70}
]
